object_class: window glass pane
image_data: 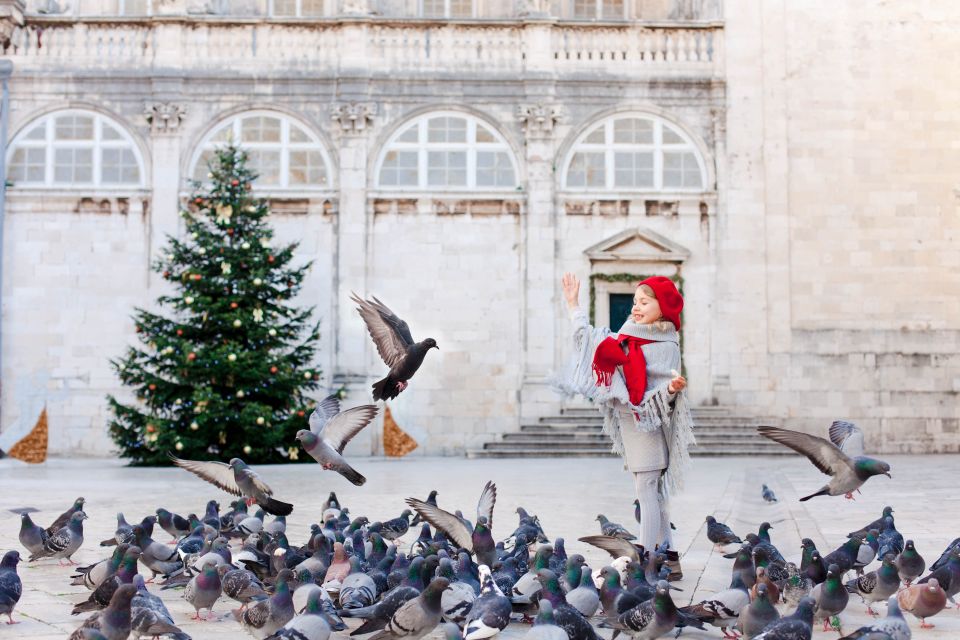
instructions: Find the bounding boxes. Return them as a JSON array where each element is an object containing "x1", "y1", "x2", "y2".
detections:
[
  {"x1": 397, "y1": 125, "x2": 419, "y2": 143},
  {"x1": 54, "y1": 148, "x2": 94, "y2": 183},
  {"x1": 241, "y1": 117, "x2": 282, "y2": 143},
  {"x1": 422, "y1": 0, "x2": 444, "y2": 16},
  {"x1": 55, "y1": 115, "x2": 94, "y2": 140},
  {"x1": 289, "y1": 150, "x2": 328, "y2": 185},
  {"x1": 476, "y1": 151, "x2": 515, "y2": 187},
  {"x1": 9, "y1": 148, "x2": 46, "y2": 183},
  {"x1": 248, "y1": 150, "x2": 282, "y2": 185},
  {"x1": 427, "y1": 150, "x2": 467, "y2": 186},
  {"x1": 584, "y1": 126, "x2": 605, "y2": 144},
  {"x1": 476, "y1": 125, "x2": 496, "y2": 143},
  {"x1": 613, "y1": 118, "x2": 653, "y2": 144},
  {"x1": 450, "y1": 0, "x2": 472, "y2": 16},
  {"x1": 102, "y1": 148, "x2": 140, "y2": 184},
  {"x1": 572, "y1": 0, "x2": 595, "y2": 18},
  {"x1": 212, "y1": 125, "x2": 232, "y2": 143},
  {"x1": 427, "y1": 117, "x2": 467, "y2": 143},
  {"x1": 289, "y1": 125, "x2": 310, "y2": 143},
  {"x1": 102, "y1": 123, "x2": 123, "y2": 141},
  {"x1": 566, "y1": 151, "x2": 604, "y2": 187},
  {"x1": 662, "y1": 127, "x2": 685, "y2": 144},
  {"x1": 302, "y1": 0, "x2": 324, "y2": 14},
  {"x1": 663, "y1": 151, "x2": 702, "y2": 188},
  {"x1": 379, "y1": 150, "x2": 419, "y2": 186},
  {"x1": 614, "y1": 151, "x2": 654, "y2": 188},
  {"x1": 601, "y1": 0, "x2": 622, "y2": 18},
  {"x1": 273, "y1": 0, "x2": 297, "y2": 14},
  {"x1": 194, "y1": 150, "x2": 215, "y2": 181},
  {"x1": 25, "y1": 124, "x2": 46, "y2": 141}
]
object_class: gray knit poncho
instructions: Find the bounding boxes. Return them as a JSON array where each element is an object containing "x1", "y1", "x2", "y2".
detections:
[{"x1": 552, "y1": 306, "x2": 696, "y2": 497}]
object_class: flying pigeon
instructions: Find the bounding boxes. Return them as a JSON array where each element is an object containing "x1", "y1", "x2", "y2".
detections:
[
  {"x1": 406, "y1": 481, "x2": 497, "y2": 569},
  {"x1": 297, "y1": 394, "x2": 379, "y2": 486},
  {"x1": 169, "y1": 455, "x2": 294, "y2": 516},
  {"x1": 351, "y1": 292, "x2": 439, "y2": 401},
  {"x1": 757, "y1": 423, "x2": 891, "y2": 500}
]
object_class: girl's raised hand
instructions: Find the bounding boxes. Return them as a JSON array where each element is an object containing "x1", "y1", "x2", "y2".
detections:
[
  {"x1": 668, "y1": 371, "x2": 686, "y2": 394},
  {"x1": 561, "y1": 272, "x2": 580, "y2": 309}
]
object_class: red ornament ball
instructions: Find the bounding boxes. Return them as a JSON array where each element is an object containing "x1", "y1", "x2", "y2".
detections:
[
  {"x1": 231, "y1": 179, "x2": 239, "y2": 186},
  {"x1": 191, "y1": 273, "x2": 202, "y2": 281},
  {"x1": 163, "y1": 271, "x2": 170, "y2": 278},
  {"x1": 267, "y1": 255, "x2": 275, "y2": 263},
  {"x1": 135, "y1": 325, "x2": 142, "y2": 333},
  {"x1": 230, "y1": 302, "x2": 239, "y2": 309},
  {"x1": 148, "y1": 384, "x2": 157, "y2": 391},
  {"x1": 187, "y1": 352, "x2": 196, "y2": 361},
  {"x1": 176, "y1": 329, "x2": 183, "y2": 336},
  {"x1": 270, "y1": 366, "x2": 278, "y2": 374},
  {"x1": 297, "y1": 410, "x2": 305, "y2": 417},
  {"x1": 146, "y1": 424, "x2": 156, "y2": 433},
  {"x1": 227, "y1": 228, "x2": 234, "y2": 236}
]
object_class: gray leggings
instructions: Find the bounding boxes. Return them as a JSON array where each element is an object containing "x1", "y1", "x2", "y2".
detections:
[{"x1": 633, "y1": 470, "x2": 673, "y2": 552}]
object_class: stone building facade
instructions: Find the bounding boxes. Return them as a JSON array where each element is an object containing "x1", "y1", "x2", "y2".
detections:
[{"x1": 0, "y1": 0, "x2": 957, "y2": 457}]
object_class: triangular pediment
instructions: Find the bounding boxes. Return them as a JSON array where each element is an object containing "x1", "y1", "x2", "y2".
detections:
[{"x1": 583, "y1": 227, "x2": 690, "y2": 263}]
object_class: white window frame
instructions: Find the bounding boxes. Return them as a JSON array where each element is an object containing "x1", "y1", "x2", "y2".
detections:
[
  {"x1": 561, "y1": 114, "x2": 707, "y2": 193},
  {"x1": 188, "y1": 111, "x2": 334, "y2": 194},
  {"x1": 418, "y1": 0, "x2": 476, "y2": 19},
  {"x1": 5, "y1": 109, "x2": 145, "y2": 189},
  {"x1": 567, "y1": 0, "x2": 626, "y2": 20},
  {"x1": 268, "y1": 0, "x2": 327, "y2": 17},
  {"x1": 374, "y1": 111, "x2": 519, "y2": 192}
]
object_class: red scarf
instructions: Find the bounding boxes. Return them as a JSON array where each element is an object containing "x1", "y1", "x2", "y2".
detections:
[{"x1": 592, "y1": 335, "x2": 655, "y2": 405}]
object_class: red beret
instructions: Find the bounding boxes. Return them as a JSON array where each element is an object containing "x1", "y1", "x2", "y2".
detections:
[{"x1": 636, "y1": 277, "x2": 683, "y2": 329}]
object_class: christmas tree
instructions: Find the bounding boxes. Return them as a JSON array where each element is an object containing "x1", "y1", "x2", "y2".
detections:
[{"x1": 107, "y1": 145, "x2": 321, "y2": 465}]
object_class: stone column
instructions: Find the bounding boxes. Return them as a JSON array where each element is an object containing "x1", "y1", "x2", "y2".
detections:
[
  {"x1": 330, "y1": 101, "x2": 378, "y2": 453},
  {"x1": 143, "y1": 96, "x2": 187, "y2": 289},
  {"x1": 516, "y1": 100, "x2": 562, "y2": 421}
]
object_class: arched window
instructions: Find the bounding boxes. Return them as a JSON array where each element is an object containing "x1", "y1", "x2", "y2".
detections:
[
  {"x1": 375, "y1": 112, "x2": 518, "y2": 190},
  {"x1": 189, "y1": 112, "x2": 332, "y2": 191},
  {"x1": 562, "y1": 114, "x2": 707, "y2": 191},
  {"x1": 6, "y1": 110, "x2": 144, "y2": 188}
]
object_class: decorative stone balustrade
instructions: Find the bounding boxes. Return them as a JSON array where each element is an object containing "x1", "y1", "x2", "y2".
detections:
[{"x1": 4, "y1": 17, "x2": 723, "y2": 77}]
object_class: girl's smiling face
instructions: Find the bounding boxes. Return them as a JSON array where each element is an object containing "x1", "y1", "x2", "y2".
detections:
[{"x1": 632, "y1": 286, "x2": 662, "y2": 325}]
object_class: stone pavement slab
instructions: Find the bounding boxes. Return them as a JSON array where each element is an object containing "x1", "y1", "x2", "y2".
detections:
[{"x1": 0, "y1": 454, "x2": 957, "y2": 639}]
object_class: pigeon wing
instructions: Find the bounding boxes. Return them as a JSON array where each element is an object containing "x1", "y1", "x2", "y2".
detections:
[
  {"x1": 405, "y1": 499, "x2": 473, "y2": 551},
  {"x1": 351, "y1": 292, "x2": 412, "y2": 369},
  {"x1": 234, "y1": 466, "x2": 274, "y2": 497},
  {"x1": 321, "y1": 405, "x2": 379, "y2": 454},
  {"x1": 828, "y1": 421, "x2": 865, "y2": 458},
  {"x1": 371, "y1": 296, "x2": 415, "y2": 345},
  {"x1": 168, "y1": 455, "x2": 242, "y2": 497},
  {"x1": 476, "y1": 481, "x2": 497, "y2": 530},
  {"x1": 577, "y1": 535, "x2": 641, "y2": 562},
  {"x1": 757, "y1": 426, "x2": 850, "y2": 476},
  {"x1": 309, "y1": 393, "x2": 342, "y2": 435}
]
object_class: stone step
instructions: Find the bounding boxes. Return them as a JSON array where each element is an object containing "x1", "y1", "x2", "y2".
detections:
[
  {"x1": 484, "y1": 440, "x2": 613, "y2": 451},
  {"x1": 520, "y1": 424, "x2": 769, "y2": 437},
  {"x1": 467, "y1": 446, "x2": 795, "y2": 458},
  {"x1": 502, "y1": 432, "x2": 611, "y2": 442}
]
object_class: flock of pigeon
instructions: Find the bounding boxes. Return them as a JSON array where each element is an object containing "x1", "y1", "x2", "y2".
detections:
[{"x1": 0, "y1": 294, "x2": 957, "y2": 640}]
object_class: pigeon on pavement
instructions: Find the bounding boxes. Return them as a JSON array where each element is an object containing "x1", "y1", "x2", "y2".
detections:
[
  {"x1": 845, "y1": 553, "x2": 901, "y2": 617},
  {"x1": 130, "y1": 574, "x2": 190, "y2": 640},
  {"x1": 601, "y1": 580, "x2": 679, "y2": 640},
  {"x1": 896, "y1": 540, "x2": 925, "y2": 585},
  {"x1": 297, "y1": 394, "x2": 379, "y2": 486},
  {"x1": 897, "y1": 578, "x2": 947, "y2": 629},
  {"x1": 812, "y1": 564, "x2": 850, "y2": 633},
  {"x1": 738, "y1": 582, "x2": 780, "y2": 639},
  {"x1": 762, "y1": 484, "x2": 779, "y2": 503},
  {"x1": 170, "y1": 455, "x2": 294, "y2": 516},
  {"x1": 596, "y1": 515, "x2": 635, "y2": 540},
  {"x1": 68, "y1": 583, "x2": 137, "y2": 640},
  {"x1": 266, "y1": 587, "x2": 332, "y2": 640},
  {"x1": 679, "y1": 571, "x2": 750, "y2": 637},
  {"x1": 368, "y1": 576, "x2": 450, "y2": 640},
  {"x1": 0, "y1": 551, "x2": 22, "y2": 625},
  {"x1": 464, "y1": 566, "x2": 511, "y2": 640},
  {"x1": 848, "y1": 507, "x2": 895, "y2": 540},
  {"x1": 757, "y1": 424, "x2": 891, "y2": 500},
  {"x1": 235, "y1": 568, "x2": 296, "y2": 638},
  {"x1": 351, "y1": 292, "x2": 439, "y2": 401},
  {"x1": 706, "y1": 516, "x2": 742, "y2": 547},
  {"x1": 71, "y1": 546, "x2": 141, "y2": 615},
  {"x1": 406, "y1": 481, "x2": 497, "y2": 569},
  {"x1": 32, "y1": 511, "x2": 88, "y2": 564},
  {"x1": 752, "y1": 596, "x2": 815, "y2": 640},
  {"x1": 838, "y1": 595, "x2": 910, "y2": 640},
  {"x1": 526, "y1": 601, "x2": 569, "y2": 640},
  {"x1": 45, "y1": 497, "x2": 86, "y2": 537},
  {"x1": 184, "y1": 562, "x2": 222, "y2": 620},
  {"x1": 18, "y1": 512, "x2": 49, "y2": 556}
]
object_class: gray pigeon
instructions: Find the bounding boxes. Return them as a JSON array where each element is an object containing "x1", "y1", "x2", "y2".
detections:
[
  {"x1": 436, "y1": 557, "x2": 476, "y2": 626},
  {"x1": 32, "y1": 511, "x2": 88, "y2": 564},
  {"x1": 565, "y1": 566, "x2": 600, "y2": 618},
  {"x1": 838, "y1": 596, "x2": 910, "y2": 640},
  {"x1": 297, "y1": 395, "x2": 379, "y2": 486},
  {"x1": 679, "y1": 572, "x2": 750, "y2": 636},
  {"x1": 0, "y1": 551, "x2": 22, "y2": 625},
  {"x1": 69, "y1": 583, "x2": 138, "y2": 640},
  {"x1": 380, "y1": 510, "x2": 413, "y2": 541},
  {"x1": 757, "y1": 424, "x2": 891, "y2": 500},
  {"x1": 596, "y1": 515, "x2": 635, "y2": 540},
  {"x1": 812, "y1": 564, "x2": 849, "y2": 633},
  {"x1": 339, "y1": 557, "x2": 378, "y2": 610},
  {"x1": 71, "y1": 546, "x2": 141, "y2": 615},
  {"x1": 753, "y1": 596, "x2": 815, "y2": 640},
  {"x1": 170, "y1": 455, "x2": 294, "y2": 516},
  {"x1": 44, "y1": 496, "x2": 86, "y2": 537},
  {"x1": 846, "y1": 553, "x2": 901, "y2": 616},
  {"x1": 130, "y1": 575, "x2": 190, "y2": 640},
  {"x1": 896, "y1": 540, "x2": 925, "y2": 585},
  {"x1": 762, "y1": 484, "x2": 778, "y2": 503},
  {"x1": 602, "y1": 580, "x2": 678, "y2": 640},
  {"x1": 235, "y1": 568, "x2": 295, "y2": 638},
  {"x1": 351, "y1": 292, "x2": 439, "y2": 400},
  {"x1": 464, "y1": 567, "x2": 511, "y2": 640},
  {"x1": 18, "y1": 512, "x2": 49, "y2": 556},
  {"x1": 406, "y1": 482, "x2": 497, "y2": 569},
  {"x1": 100, "y1": 513, "x2": 134, "y2": 547},
  {"x1": 525, "y1": 601, "x2": 568, "y2": 640},
  {"x1": 368, "y1": 576, "x2": 450, "y2": 640},
  {"x1": 737, "y1": 582, "x2": 780, "y2": 638},
  {"x1": 184, "y1": 562, "x2": 222, "y2": 620},
  {"x1": 266, "y1": 588, "x2": 332, "y2": 640},
  {"x1": 706, "y1": 516, "x2": 742, "y2": 546},
  {"x1": 219, "y1": 564, "x2": 268, "y2": 608}
]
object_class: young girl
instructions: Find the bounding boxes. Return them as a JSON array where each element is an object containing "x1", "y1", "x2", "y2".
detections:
[{"x1": 555, "y1": 272, "x2": 695, "y2": 566}]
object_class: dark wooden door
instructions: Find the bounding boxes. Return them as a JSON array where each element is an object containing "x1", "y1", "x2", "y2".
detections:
[{"x1": 608, "y1": 293, "x2": 633, "y2": 330}]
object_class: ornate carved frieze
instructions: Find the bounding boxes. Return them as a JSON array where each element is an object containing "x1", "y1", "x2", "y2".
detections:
[
  {"x1": 516, "y1": 103, "x2": 561, "y2": 139},
  {"x1": 144, "y1": 102, "x2": 187, "y2": 134},
  {"x1": 331, "y1": 102, "x2": 377, "y2": 134}
]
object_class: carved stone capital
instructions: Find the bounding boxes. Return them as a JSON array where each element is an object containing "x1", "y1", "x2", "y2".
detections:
[
  {"x1": 517, "y1": 102, "x2": 561, "y2": 139},
  {"x1": 144, "y1": 102, "x2": 187, "y2": 134},
  {"x1": 331, "y1": 102, "x2": 377, "y2": 134},
  {"x1": 0, "y1": 0, "x2": 25, "y2": 51}
]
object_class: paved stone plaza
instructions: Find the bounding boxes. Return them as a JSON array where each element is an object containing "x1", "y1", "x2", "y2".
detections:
[{"x1": 1, "y1": 454, "x2": 958, "y2": 639}]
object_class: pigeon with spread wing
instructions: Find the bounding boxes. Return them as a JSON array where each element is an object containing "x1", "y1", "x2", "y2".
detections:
[
  {"x1": 296, "y1": 393, "x2": 379, "y2": 486},
  {"x1": 757, "y1": 422, "x2": 891, "y2": 501},
  {"x1": 351, "y1": 292, "x2": 438, "y2": 401},
  {"x1": 406, "y1": 481, "x2": 497, "y2": 568},
  {"x1": 168, "y1": 455, "x2": 293, "y2": 516}
]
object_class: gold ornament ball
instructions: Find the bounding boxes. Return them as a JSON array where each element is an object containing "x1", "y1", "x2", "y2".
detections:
[
  {"x1": 233, "y1": 319, "x2": 242, "y2": 327},
  {"x1": 236, "y1": 390, "x2": 245, "y2": 398},
  {"x1": 198, "y1": 247, "x2": 206, "y2": 255},
  {"x1": 268, "y1": 329, "x2": 277, "y2": 336},
  {"x1": 242, "y1": 242, "x2": 251, "y2": 250},
  {"x1": 191, "y1": 232, "x2": 198, "y2": 239},
  {"x1": 185, "y1": 296, "x2": 194, "y2": 305},
  {"x1": 304, "y1": 371, "x2": 312, "y2": 379},
  {"x1": 228, "y1": 353, "x2": 237, "y2": 362},
  {"x1": 167, "y1": 253, "x2": 175, "y2": 261},
  {"x1": 256, "y1": 417, "x2": 265, "y2": 425},
  {"x1": 190, "y1": 421, "x2": 199, "y2": 430},
  {"x1": 243, "y1": 445, "x2": 252, "y2": 454},
  {"x1": 175, "y1": 441, "x2": 184, "y2": 450},
  {"x1": 253, "y1": 277, "x2": 262, "y2": 286}
]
